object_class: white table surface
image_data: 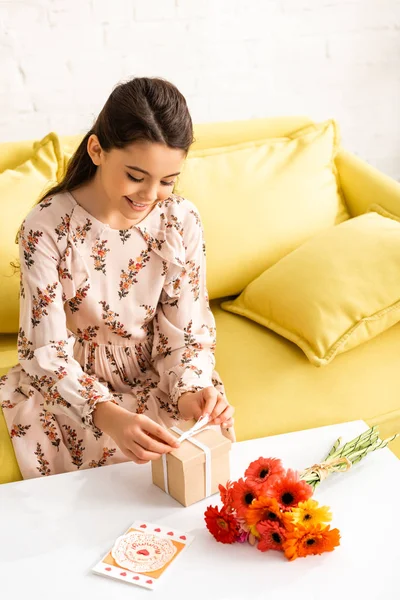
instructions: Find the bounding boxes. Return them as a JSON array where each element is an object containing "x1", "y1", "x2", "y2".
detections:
[{"x1": 1, "y1": 420, "x2": 399, "y2": 599}]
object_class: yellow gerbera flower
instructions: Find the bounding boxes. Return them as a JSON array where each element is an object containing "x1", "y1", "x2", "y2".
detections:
[{"x1": 288, "y1": 499, "x2": 332, "y2": 526}]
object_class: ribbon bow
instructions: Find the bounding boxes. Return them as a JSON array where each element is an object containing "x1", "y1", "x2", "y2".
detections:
[{"x1": 174, "y1": 414, "x2": 211, "y2": 443}]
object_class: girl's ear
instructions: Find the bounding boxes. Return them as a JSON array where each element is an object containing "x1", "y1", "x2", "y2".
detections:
[{"x1": 87, "y1": 134, "x2": 104, "y2": 166}]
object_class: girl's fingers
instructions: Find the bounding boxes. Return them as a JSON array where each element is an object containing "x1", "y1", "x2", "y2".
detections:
[
  {"x1": 202, "y1": 386, "x2": 219, "y2": 417},
  {"x1": 221, "y1": 417, "x2": 234, "y2": 428},
  {"x1": 209, "y1": 396, "x2": 229, "y2": 423},
  {"x1": 128, "y1": 441, "x2": 162, "y2": 462},
  {"x1": 139, "y1": 417, "x2": 180, "y2": 448},
  {"x1": 137, "y1": 431, "x2": 177, "y2": 455},
  {"x1": 121, "y1": 446, "x2": 150, "y2": 465},
  {"x1": 219, "y1": 406, "x2": 235, "y2": 424}
]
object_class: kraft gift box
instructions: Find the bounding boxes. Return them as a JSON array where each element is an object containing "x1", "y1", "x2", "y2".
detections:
[{"x1": 152, "y1": 421, "x2": 232, "y2": 507}]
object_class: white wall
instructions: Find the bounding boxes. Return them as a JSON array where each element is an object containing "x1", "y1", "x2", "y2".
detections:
[{"x1": 1, "y1": 0, "x2": 399, "y2": 178}]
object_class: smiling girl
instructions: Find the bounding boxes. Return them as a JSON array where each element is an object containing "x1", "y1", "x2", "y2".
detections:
[{"x1": 0, "y1": 77, "x2": 234, "y2": 479}]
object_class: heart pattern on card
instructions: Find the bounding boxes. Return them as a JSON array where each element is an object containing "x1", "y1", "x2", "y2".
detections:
[
  {"x1": 133, "y1": 576, "x2": 140, "y2": 580},
  {"x1": 105, "y1": 567, "x2": 111, "y2": 571},
  {"x1": 167, "y1": 531, "x2": 174, "y2": 536},
  {"x1": 154, "y1": 528, "x2": 161, "y2": 532},
  {"x1": 140, "y1": 524, "x2": 147, "y2": 528},
  {"x1": 180, "y1": 535, "x2": 186, "y2": 540},
  {"x1": 120, "y1": 572, "x2": 127, "y2": 576},
  {"x1": 146, "y1": 580, "x2": 153, "y2": 584}
]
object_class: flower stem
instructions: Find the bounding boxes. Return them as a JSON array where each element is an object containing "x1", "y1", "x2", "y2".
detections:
[{"x1": 300, "y1": 427, "x2": 399, "y2": 490}]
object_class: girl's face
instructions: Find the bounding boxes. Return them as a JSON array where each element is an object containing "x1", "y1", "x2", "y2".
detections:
[{"x1": 88, "y1": 135, "x2": 186, "y2": 225}]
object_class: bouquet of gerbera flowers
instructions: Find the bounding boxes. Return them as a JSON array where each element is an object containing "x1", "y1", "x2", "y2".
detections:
[{"x1": 204, "y1": 426, "x2": 398, "y2": 561}]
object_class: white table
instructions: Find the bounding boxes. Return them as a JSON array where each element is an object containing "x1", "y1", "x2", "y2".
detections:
[{"x1": 1, "y1": 420, "x2": 399, "y2": 599}]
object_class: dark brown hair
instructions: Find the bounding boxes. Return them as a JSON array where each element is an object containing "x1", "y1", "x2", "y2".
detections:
[{"x1": 38, "y1": 76, "x2": 194, "y2": 203}]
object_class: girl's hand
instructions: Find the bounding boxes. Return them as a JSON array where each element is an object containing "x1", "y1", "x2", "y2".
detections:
[
  {"x1": 93, "y1": 402, "x2": 180, "y2": 464},
  {"x1": 177, "y1": 386, "x2": 235, "y2": 428}
]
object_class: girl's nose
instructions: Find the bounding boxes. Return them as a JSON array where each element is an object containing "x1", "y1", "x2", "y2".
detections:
[{"x1": 139, "y1": 183, "x2": 158, "y2": 203}]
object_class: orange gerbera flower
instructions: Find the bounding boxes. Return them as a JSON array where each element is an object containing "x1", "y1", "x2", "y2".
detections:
[
  {"x1": 218, "y1": 480, "x2": 235, "y2": 510},
  {"x1": 245, "y1": 496, "x2": 283, "y2": 527},
  {"x1": 256, "y1": 520, "x2": 287, "y2": 552},
  {"x1": 204, "y1": 505, "x2": 239, "y2": 544},
  {"x1": 266, "y1": 469, "x2": 313, "y2": 510},
  {"x1": 245, "y1": 457, "x2": 285, "y2": 491},
  {"x1": 231, "y1": 478, "x2": 259, "y2": 517},
  {"x1": 282, "y1": 522, "x2": 341, "y2": 561}
]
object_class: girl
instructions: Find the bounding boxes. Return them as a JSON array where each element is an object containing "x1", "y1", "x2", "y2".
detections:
[{"x1": 0, "y1": 77, "x2": 234, "y2": 479}]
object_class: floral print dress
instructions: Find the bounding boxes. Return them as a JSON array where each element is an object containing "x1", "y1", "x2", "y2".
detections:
[{"x1": 0, "y1": 191, "x2": 225, "y2": 479}]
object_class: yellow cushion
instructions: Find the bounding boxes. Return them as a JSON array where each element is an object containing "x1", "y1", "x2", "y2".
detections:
[
  {"x1": 176, "y1": 120, "x2": 349, "y2": 300},
  {"x1": 222, "y1": 212, "x2": 400, "y2": 366},
  {"x1": 211, "y1": 300, "x2": 400, "y2": 458},
  {"x1": 0, "y1": 133, "x2": 63, "y2": 333}
]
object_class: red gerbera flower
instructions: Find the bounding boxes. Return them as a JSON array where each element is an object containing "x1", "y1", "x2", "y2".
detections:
[
  {"x1": 204, "y1": 505, "x2": 239, "y2": 544},
  {"x1": 245, "y1": 457, "x2": 285, "y2": 491},
  {"x1": 265, "y1": 469, "x2": 313, "y2": 510},
  {"x1": 256, "y1": 520, "x2": 287, "y2": 552},
  {"x1": 231, "y1": 478, "x2": 259, "y2": 517}
]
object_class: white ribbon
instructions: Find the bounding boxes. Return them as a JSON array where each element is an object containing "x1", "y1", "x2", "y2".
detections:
[{"x1": 161, "y1": 415, "x2": 212, "y2": 497}]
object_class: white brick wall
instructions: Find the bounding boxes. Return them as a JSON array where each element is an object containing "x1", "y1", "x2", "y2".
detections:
[{"x1": 0, "y1": 0, "x2": 399, "y2": 179}]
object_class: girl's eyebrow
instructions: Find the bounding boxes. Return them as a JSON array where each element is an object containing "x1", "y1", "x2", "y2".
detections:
[{"x1": 125, "y1": 165, "x2": 180, "y2": 178}]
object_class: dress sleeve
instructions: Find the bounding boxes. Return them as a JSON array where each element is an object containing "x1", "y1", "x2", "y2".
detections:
[
  {"x1": 151, "y1": 209, "x2": 217, "y2": 416},
  {"x1": 17, "y1": 220, "x2": 112, "y2": 433}
]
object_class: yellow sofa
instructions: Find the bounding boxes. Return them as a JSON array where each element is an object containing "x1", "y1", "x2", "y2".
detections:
[{"x1": 1, "y1": 116, "x2": 400, "y2": 485}]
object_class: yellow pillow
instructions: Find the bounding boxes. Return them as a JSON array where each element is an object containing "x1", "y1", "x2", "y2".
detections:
[
  {"x1": 0, "y1": 132, "x2": 63, "y2": 333},
  {"x1": 222, "y1": 212, "x2": 400, "y2": 367},
  {"x1": 176, "y1": 120, "x2": 349, "y2": 300}
]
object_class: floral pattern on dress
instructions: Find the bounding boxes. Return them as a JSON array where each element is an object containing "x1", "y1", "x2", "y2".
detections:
[
  {"x1": 31, "y1": 282, "x2": 58, "y2": 327},
  {"x1": 119, "y1": 229, "x2": 131, "y2": 244},
  {"x1": 10, "y1": 423, "x2": 31, "y2": 438},
  {"x1": 99, "y1": 301, "x2": 132, "y2": 339},
  {"x1": 35, "y1": 442, "x2": 51, "y2": 476},
  {"x1": 119, "y1": 250, "x2": 151, "y2": 299},
  {"x1": 43, "y1": 386, "x2": 72, "y2": 409},
  {"x1": 40, "y1": 408, "x2": 61, "y2": 450},
  {"x1": 72, "y1": 218, "x2": 92, "y2": 244},
  {"x1": 62, "y1": 424, "x2": 85, "y2": 467},
  {"x1": 162, "y1": 213, "x2": 184, "y2": 238},
  {"x1": 55, "y1": 215, "x2": 71, "y2": 242},
  {"x1": 187, "y1": 260, "x2": 200, "y2": 301},
  {"x1": 20, "y1": 270, "x2": 25, "y2": 299},
  {"x1": 19, "y1": 224, "x2": 43, "y2": 269},
  {"x1": 17, "y1": 328, "x2": 34, "y2": 361},
  {"x1": 88, "y1": 447, "x2": 116, "y2": 468},
  {"x1": 39, "y1": 197, "x2": 53, "y2": 211},
  {"x1": 50, "y1": 340, "x2": 69, "y2": 363},
  {"x1": 2, "y1": 399, "x2": 16, "y2": 409},
  {"x1": 76, "y1": 325, "x2": 99, "y2": 344},
  {"x1": 68, "y1": 282, "x2": 91, "y2": 313},
  {"x1": 91, "y1": 239, "x2": 110, "y2": 275}
]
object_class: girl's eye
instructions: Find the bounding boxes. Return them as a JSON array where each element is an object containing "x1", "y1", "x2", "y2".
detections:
[
  {"x1": 127, "y1": 173, "x2": 143, "y2": 183},
  {"x1": 127, "y1": 173, "x2": 175, "y2": 186}
]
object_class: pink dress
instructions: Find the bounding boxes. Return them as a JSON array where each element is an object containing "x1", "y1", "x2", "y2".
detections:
[{"x1": 0, "y1": 191, "x2": 225, "y2": 479}]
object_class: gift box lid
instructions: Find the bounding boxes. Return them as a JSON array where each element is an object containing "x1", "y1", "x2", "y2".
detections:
[{"x1": 168, "y1": 425, "x2": 231, "y2": 469}]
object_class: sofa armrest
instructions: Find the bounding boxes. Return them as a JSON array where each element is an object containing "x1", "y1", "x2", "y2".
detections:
[{"x1": 335, "y1": 149, "x2": 400, "y2": 217}]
